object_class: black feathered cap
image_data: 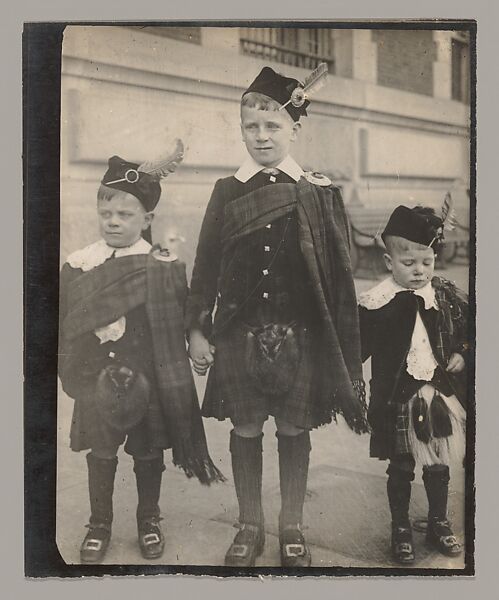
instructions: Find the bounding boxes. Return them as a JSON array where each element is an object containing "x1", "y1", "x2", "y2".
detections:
[
  {"x1": 382, "y1": 205, "x2": 444, "y2": 248},
  {"x1": 101, "y1": 155, "x2": 161, "y2": 212},
  {"x1": 242, "y1": 66, "x2": 309, "y2": 122}
]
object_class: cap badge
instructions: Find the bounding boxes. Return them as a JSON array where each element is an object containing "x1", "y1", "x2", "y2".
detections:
[
  {"x1": 105, "y1": 139, "x2": 184, "y2": 186},
  {"x1": 290, "y1": 86, "x2": 306, "y2": 108},
  {"x1": 279, "y1": 62, "x2": 328, "y2": 112}
]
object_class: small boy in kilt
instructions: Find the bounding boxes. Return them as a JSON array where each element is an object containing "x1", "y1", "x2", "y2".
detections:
[
  {"x1": 358, "y1": 204, "x2": 469, "y2": 564},
  {"x1": 58, "y1": 146, "x2": 223, "y2": 563},
  {"x1": 187, "y1": 65, "x2": 368, "y2": 567}
]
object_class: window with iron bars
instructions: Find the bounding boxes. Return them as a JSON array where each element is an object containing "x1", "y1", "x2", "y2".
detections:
[{"x1": 240, "y1": 28, "x2": 335, "y2": 72}]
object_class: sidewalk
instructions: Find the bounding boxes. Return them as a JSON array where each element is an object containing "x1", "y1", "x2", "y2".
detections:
[{"x1": 56, "y1": 263, "x2": 470, "y2": 569}]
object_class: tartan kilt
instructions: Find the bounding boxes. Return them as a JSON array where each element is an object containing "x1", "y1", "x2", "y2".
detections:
[
  {"x1": 369, "y1": 399, "x2": 411, "y2": 460},
  {"x1": 69, "y1": 381, "x2": 171, "y2": 456},
  {"x1": 202, "y1": 321, "x2": 326, "y2": 429},
  {"x1": 370, "y1": 393, "x2": 457, "y2": 460}
]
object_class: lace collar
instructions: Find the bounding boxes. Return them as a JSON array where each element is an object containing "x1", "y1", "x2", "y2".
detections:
[
  {"x1": 358, "y1": 277, "x2": 438, "y2": 311},
  {"x1": 67, "y1": 238, "x2": 151, "y2": 272}
]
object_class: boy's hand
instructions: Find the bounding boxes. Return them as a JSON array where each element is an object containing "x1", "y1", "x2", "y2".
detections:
[
  {"x1": 188, "y1": 330, "x2": 215, "y2": 376},
  {"x1": 446, "y1": 352, "x2": 465, "y2": 373}
]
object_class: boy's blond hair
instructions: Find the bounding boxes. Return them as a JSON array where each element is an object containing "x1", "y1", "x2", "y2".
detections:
[
  {"x1": 383, "y1": 236, "x2": 434, "y2": 256},
  {"x1": 97, "y1": 184, "x2": 147, "y2": 213},
  {"x1": 241, "y1": 91, "x2": 282, "y2": 112},
  {"x1": 97, "y1": 184, "x2": 122, "y2": 203}
]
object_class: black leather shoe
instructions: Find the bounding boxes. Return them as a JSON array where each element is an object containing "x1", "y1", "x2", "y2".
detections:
[
  {"x1": 225, "y1": 524, "x2": 265, "y2": 567},
  {"x1": 80, "y1": 524, "x2": 111, "y2": 563},
  {"x1": 138, "y1": 517, "x2": 165, "y2": 560},
  {"x1": 391, "y1": 524, "x2": 415, "y2": 564},
  {"x1": 426, "y1": 518, "x2": 462, "y2": 557},
  {"x1": 279, "y1": 525, "x2": 311, "y2": 567}
]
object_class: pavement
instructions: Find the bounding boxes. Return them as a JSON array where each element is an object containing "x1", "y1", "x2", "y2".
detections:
[{"x1": 56, "y1": 262, "x2": 470, "y2": 569}]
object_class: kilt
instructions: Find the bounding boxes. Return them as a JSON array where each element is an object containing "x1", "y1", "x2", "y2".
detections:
[
  {"x1": 393, "y1": 401, "x2": 412, "y2": 457},
  {"x1": 70, "y1": 385, "x2": 170, "y2": 456},
  {"x1": 376, "y1": 386, "x2": 466, "y2": 465},
  {"x1": 202, "y1": 321, "x2": 327, "y2": 429}
]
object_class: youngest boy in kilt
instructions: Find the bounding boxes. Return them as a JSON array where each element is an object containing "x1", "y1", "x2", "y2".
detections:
[
  {"x1": 58, "y1": 145, "x2": 223, "y2": 563},
  {"x1": 358, "y1": 204, "x2": 469, "y2": 564},
  {"x1": 187, "y1": 65, "x2": 368, "y2": 567}
]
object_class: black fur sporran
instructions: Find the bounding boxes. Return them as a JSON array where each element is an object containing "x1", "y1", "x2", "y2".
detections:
[
  {"x1": 245, "y1": 323, "x2": 300, "y2": 396},
  {"x1": 95, "y1": 364, "x2": 150, "y2": 432}
]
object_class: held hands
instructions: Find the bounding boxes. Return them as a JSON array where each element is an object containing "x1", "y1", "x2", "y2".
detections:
[
  {"x1": 188, "y1": 329, "x2": 215, "y2": 376},
  {"x1": 446, "y1": 352, "x2": 465, "y2": 373}
]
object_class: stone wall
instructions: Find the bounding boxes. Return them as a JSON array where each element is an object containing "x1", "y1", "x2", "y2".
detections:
[{"x1": 60, "y1": 26, "x2": 470, "y2": 274}]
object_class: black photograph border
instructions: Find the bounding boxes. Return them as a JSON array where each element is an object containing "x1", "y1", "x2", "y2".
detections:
[{"x1": 23, "y1": 19, "x2": 476, "y2": 578}]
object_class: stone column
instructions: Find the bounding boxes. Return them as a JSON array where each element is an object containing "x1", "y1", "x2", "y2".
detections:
[
  {"x1": 433, "y1": 30, "x2": 453, "y2": 100},
  {"x1": 351, "y1": 29, "x2": 377, "y2": 84}
]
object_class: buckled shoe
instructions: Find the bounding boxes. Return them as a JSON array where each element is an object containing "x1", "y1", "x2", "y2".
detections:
[
  {"x1": 138, "y1": 517, "x2": 165, "y2": 559},
  {"x1": 225, "y1": 523, "x2": 265, "y2": 567},
  {"x1": 391, "y1": 524, "x2": 415, "y2": 564},
  {"x1": 426, "y1": 518, "x2": 462, "y2": 557},
  {"x1": 80, "y1": 523, "x2": 111, "y2": 563},
  {"x1": 279, "y1": 524, "x2": 311, "y2": 568}
]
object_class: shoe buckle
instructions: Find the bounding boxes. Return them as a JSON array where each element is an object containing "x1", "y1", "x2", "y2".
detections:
[
  {"x1": 83, "y1": 539, "x2": 103, "y2": 551},
  {"x1": 142, "y1": 533, "x2": 161, "y2": 546},
  {"x1": 230, "y1": 544, "x2": 248, "y2": 558},
  {"x1": 284, "y1": 543, "x2": 305, "y2": 557},
  {"x1": 396, "y1": 526, "x2": 411, "y2": 534},
  {"x1": 442, "y1": 535, "x2": 459, "y2": 547}
]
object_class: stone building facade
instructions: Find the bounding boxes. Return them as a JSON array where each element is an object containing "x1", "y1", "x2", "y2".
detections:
[{"x1": 60, "y1": 25, "x2": 471, "y2": 270}]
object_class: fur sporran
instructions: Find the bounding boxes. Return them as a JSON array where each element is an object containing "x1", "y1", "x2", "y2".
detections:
[
  {"x1": 95, "y1": 364, "x2": 150, "y2": 432},
  {"x1": 245, "y1": 323, "x2": 300, "y2": 396},
  {"x1": 407, "y1": 384, "x2": 466, "y2": 466}
]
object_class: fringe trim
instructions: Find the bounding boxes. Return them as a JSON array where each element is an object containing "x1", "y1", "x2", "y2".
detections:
[
  {"x1": 343, "y1": 379, "x2": 370, "y2": 435},
  {"x1": 171, "y1": 439, "x2": 227, "y2": 486}
]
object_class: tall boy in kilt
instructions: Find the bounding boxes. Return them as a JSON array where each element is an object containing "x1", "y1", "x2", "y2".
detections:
[
  {"x1": 58, "y1": 146, "x2": 223, "y2": 563},
  {"x1": 187, "y1": 66, "x2": 368, "y2": 567},
  {"x1": 358, "y1": 205, "x2": 469, "y2": 564}
]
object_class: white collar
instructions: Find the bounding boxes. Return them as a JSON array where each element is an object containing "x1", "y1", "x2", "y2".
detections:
[
  {"x1": 67, "y1": 237, "x2": 152, "y2": 272},
  {"x1": 358, "y1": 277, "x2": 438, "y2": 311},
  {"x1": 234, "y1": 155, "x2": 304, "y2": 183}
]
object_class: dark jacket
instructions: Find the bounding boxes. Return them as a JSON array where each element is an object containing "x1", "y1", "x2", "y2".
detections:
[{"x1": 186, "y1": 171, "x2": 317, "y2": 335}]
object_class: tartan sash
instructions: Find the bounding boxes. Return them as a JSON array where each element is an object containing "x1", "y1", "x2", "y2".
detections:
[{"x1": 221, "y1": 178, "x2": 368, "y2": 433}]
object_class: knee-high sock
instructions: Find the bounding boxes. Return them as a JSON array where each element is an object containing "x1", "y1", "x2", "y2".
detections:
[
  {"x1": 230, "y1": 430, "x2": 263, "y2": 527},
  {"x1": 423, "y1": 464, "x2": 450, "y2": 521},
  {"x1": 87, "y1": 453, "x2": 118, "y2": 528},
  {"x1": 277, "y1": 430, "x2": 311, "y2": 528},
  {"x1": 133, "y1": 456, "x2": 165, "y2": 523},
  {"x1": 386, "y1": 461, "x2": 415, "y2": 528}
]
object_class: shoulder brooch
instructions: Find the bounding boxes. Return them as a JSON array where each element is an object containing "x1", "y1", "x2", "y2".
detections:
[
  {"x1": 151, "y1": 246, "x2": 178, "y2": 263},
  {"x1": 303, "y1": 171, "x2": 332, "y2": 187}
]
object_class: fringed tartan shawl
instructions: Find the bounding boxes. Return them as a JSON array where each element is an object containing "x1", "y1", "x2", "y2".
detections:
[
  {"x1": 60, "y1": 250, "x2": 225, "y2": 484},
  {"x1": 221, "y1": 178, "x2": 368, "y2": 433}
]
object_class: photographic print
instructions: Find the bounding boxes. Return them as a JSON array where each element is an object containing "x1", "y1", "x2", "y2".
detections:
[{"x1": 24, "y1": 21, "x2": 475, "y2": 576}]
